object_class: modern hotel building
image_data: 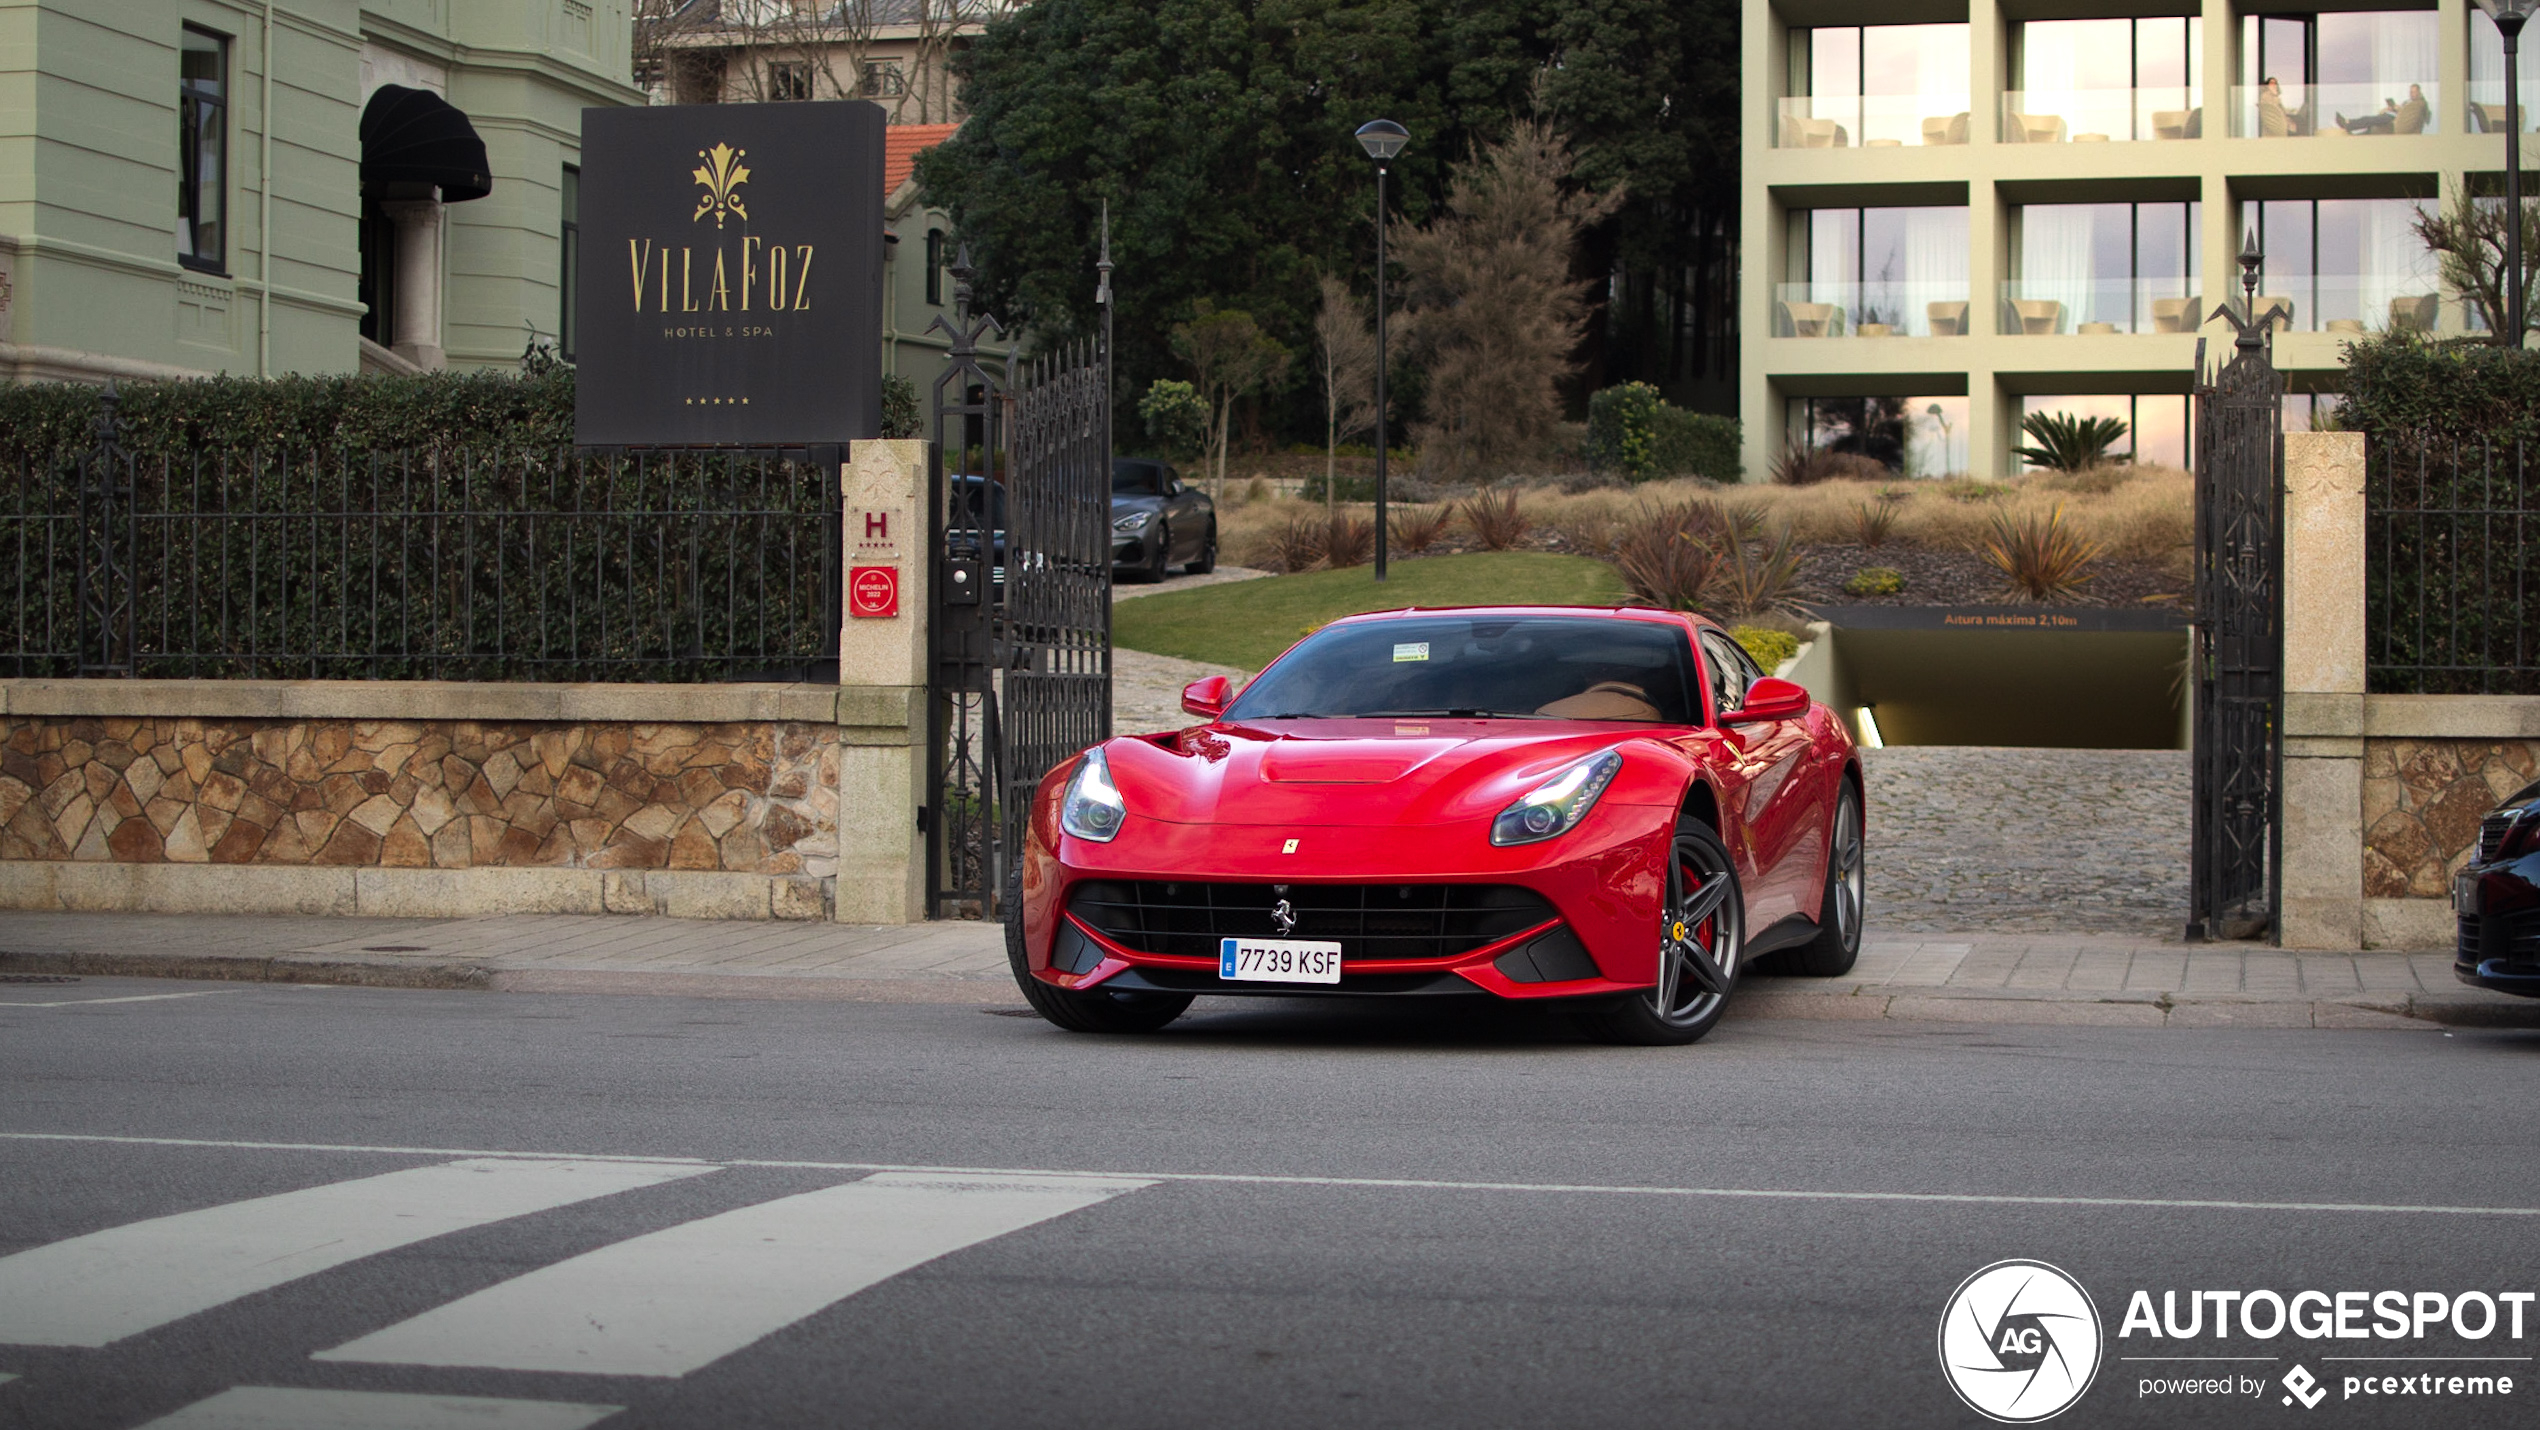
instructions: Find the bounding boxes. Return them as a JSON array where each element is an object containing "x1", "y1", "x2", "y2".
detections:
[{"x1": 1738, "y1": 0, "x2": 2532, "y2": 480}]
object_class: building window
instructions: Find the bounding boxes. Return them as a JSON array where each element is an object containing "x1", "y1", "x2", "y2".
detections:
[
  {"x1": 1785, "y1": 396, "x2": 1970, "y2": 477},
  {"x1": 768, "y1": 60, "x2": 812, "y2": 102},
  {"x1": 2012, "y1": 18, "x2": 2201, "y2": 141},
  {"x1": 2020, "y1": 395, "x2": 2193, "y2": 470},
  {"x1": 2470, "y1": 16, "x2": 2538, "y2": 132},
  {"x1": 2248, "y1": 197, "x2": 2440, "y2": 332},
  {"x1": 560, "y1": 165, "x2": 580, "y2": 362},
  {"x1": 2008, "y1": 201, "x2": 2202, "y2": 334},
  {"x1": 925, "y1": 229, "x2": 945, "y2": 306},
  {"x1": 1779, "y1": 205, "x2": 1969, "y2": 336},
  {"x1": 863, "y1": 61, "x2": 905, "y2": 97},
  {"x1": 2238, "y1": 12, "x2": 2438, "y2": 136},
  {"x1": 178, "y1": 27, "x2": 229, "y2": 273},
  {"x1": 1782, "y1": 24, "x2": 1969, "y2": 147}
]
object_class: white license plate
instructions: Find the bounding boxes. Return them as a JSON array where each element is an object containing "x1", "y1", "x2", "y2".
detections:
[{"x1": 1218, "y1": 937, "x2": 1343, "y2": 984}]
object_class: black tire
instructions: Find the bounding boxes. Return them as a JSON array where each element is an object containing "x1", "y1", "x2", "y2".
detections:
[
  {"x1": 1781, "y1": 780, "x2": 1865, "y2": 977},
  {"x1": 1185, "y1": 522, "x2": 1218, "y2": 575},
  {"x1": 1005, "y1": 867, "x2": 1192, "y2": 1034},
  {"x1": 1581, "y1": 819, "x2": 1743, "y2": 1046},
  {"x1": 1140, "y1": 524, "x2": 1173, "y2": 583}
]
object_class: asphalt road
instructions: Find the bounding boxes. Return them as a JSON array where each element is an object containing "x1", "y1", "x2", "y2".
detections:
[{"x1": 3, "y1": 977, "x2": 2538, "y2": 1429}]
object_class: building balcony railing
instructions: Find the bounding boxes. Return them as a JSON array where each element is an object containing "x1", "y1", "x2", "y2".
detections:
[
  {"x1": 2252, "y1": 279, "x2": 2444, "y2": 334},
  {"x1": 1772, "y1": 283, "x2": 1970, "y2": 337},
  {"x1": 2229, "y1": 82, "x2": 2439, "y2": 138},
  {"x1": 2464, "y1": 85, "x2": 2532, "y2": 134},
  {"x1": 1776, "y1": 95, "x2": 1974, "y2": 149},
  {"x1": 1999, "y1": 88, "x2": 2202, "y2": 143},
  {"x1": 1998, "y1": 280, "x2": 2204, "y2": 335}
]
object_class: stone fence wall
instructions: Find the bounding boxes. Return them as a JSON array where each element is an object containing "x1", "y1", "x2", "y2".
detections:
[
  {"x1": 0, "y1": 438, "x2": 936, "y2": 924},
  {"x1": 2280, "y1": 432, "x2": 2540, "y2": 950},
  {"x1": 0, "y1": 680, "x2": 926, "y2": 922}
]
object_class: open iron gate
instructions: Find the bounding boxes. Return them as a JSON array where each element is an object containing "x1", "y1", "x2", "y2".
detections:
[
  {"x1": 2186, "y1": 244, "x2": 2285, "y2": 941},
  {"x1": 924, "y1": 246, "x2": 1113, "y2": 918}
]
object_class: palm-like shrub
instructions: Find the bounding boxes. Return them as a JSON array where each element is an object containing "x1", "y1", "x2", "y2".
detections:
[
  {"x1": 1715, "y1": 524, "x2": 1809, "y2": 618},
  {"x1": 1389, "y1": 504, "x2": 1453, "y2": 554},
  {"x1": 2014, "y1": 412, "x2": 2130, "y2": 472},
  {"x1": 1322, "y1": 515, "x2": 1375, "y2": 569},
  {"x1": 1459, "y1": 488, "x2": 1530, "y2": 550},
  {"x1": 1983, "y1": 504, "x2": 2101, "y2": 601},
  {"x1": 1267, "y1": 515, "x2": 1328, "y2": 573},
  {"x1": 1852, "y1": 497, "x2": 1899, "y2": 548},
  {"x1": 1616, "y1": 524, "x2": 1726, "y2": 611}
]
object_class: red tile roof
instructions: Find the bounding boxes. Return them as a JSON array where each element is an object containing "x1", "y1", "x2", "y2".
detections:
[{"x1": 884, "y1": 123, "x2": 960, "y2": 198}]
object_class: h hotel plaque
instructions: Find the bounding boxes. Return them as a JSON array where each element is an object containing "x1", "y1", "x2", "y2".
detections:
[{"x1": 574, "y1": 101, "x2": 885, "y2": 447}]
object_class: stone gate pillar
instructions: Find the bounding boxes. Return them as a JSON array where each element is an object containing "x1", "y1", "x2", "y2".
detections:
[
  {"x1": 2279, "y1": 430, "x2": 2367, "y2": 949},
  {"x1": 834, "y1": 439, "x2": 930, "y2": 923}
]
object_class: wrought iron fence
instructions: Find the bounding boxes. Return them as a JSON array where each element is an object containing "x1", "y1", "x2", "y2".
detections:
[
  {"x1": 2367, "y1": 433, "x2": 2540, "y2": 694},
  {"x1": 2, "y1": 433, "x2": 842, "y2": 683}
]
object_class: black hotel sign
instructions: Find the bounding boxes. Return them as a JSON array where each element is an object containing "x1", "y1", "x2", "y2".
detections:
[{"x1": 574, "y1": 101, "x2": 885, "y2": 447}]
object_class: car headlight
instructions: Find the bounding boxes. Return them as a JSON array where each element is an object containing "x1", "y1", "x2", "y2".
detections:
[
  {"x1": 1060, "y1": 747, "x2": 1127, "y2": 842},
  {"x1": 1490, "y1": 748, "x2": 1623, "y2": 847},
  {"x1": 1112, "y1": 510, "x2": 1154, "y2": 533}
]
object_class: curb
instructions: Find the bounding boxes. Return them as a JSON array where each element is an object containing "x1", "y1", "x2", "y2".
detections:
[
  {"x1": 0, "y1": 948, "x2": 490, "y2": 992},
  {"x1": 1727, "y1": 986, "x2": 2540, "y2": 1029}
]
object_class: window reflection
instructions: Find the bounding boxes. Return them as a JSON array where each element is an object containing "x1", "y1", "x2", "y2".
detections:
[
  {"x1": 1784, "y1": 24, "x2": 1970, "y2": 146},
  {"x1": 2248, "y1": 197, "x2": 2441, "y2": 332},
  {"x1": 1786, "y1": 396, "x2": 1970, "y2": 478},
  {"x1": 2008, "y1": 201, "x2": 2201, "y2": 334},
  {"x1": 1781, "y1": 206, "x2": 1970, "y2": 337},
  {"x1": 2021, "y1": 395, "x2": 2192, "y2": 470}
]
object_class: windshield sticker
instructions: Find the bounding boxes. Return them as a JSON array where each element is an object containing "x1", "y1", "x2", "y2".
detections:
[
  {"x1": 1395, "y1": 724, "x2": 1429, "y2": 735},
  {"x1": 1393, "y1": 642, "x2": 1430, "y2": 663}
]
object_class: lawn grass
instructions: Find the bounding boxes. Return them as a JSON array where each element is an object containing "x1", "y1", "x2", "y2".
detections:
[{"x1": 1113, "y1": 551, "x2": 1629, "y2": 671}]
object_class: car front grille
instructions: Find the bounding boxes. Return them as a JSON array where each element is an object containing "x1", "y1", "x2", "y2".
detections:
[
  {"x1": 2460, "y1": 911, "x2": 2540, "y2": 964},
  {"x1": 2478, "y1": 810, "x2": 2522, "y2": 864},
  {"x1": 1065, "y1": 880, "x2": 1557, "y2": 962}
]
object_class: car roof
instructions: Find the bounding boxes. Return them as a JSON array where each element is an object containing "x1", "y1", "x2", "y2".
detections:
[{"x1": 1317, "y1": 604, "x2": 1714, "y2": 635}]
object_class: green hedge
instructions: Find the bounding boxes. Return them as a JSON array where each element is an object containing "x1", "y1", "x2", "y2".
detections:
[
  {"x1": 0, "y1": 370, "x2": 576, "y2": 466},
  {"x1": 1586, "y1": 382, "x2": 1741, "y2": 482},
  {"x1": 0, "y1": 368, "x2": 926, "y2": 466},
  {"x1": 2337, "y1": 332, "x2": 2540, "y2": 448}
]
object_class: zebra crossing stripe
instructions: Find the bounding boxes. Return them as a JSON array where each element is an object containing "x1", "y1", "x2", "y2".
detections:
[
  {"x1": 317, "y1": 1170, "x2": 1153, "y2": 1378},
  {"x1": 132, "y1": 1387, "x2": 621, "y2": 1429},
  {"x1": 0, "y1": 1159, "x2": 712, "y2": 1348}
]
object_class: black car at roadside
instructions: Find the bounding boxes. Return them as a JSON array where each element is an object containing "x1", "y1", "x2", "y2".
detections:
[
  {"x1": 2454, "y1": 780, "x2": 2540, "y2": 997},
  {"x1": 1110, "y1": 459, "x2": 1216, "y2": 582}
]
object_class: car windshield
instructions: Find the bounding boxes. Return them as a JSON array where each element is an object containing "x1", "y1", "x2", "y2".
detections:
[
  {"x1": 1225, "y1": 616, "x2": 1699, "y2": 724},
  {"x1": 1111, "y1": 465, "x2": 1166, "y2": 496}
]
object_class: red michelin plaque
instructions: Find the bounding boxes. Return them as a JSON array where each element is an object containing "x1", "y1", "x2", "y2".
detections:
[{"x1": 849, "y1": 565, "x2": 899, "y2": 619}]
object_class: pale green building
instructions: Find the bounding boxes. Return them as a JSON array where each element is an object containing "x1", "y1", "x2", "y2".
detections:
[{"x1": 0, "y1": 0, "x2": 642, "y2": 384}]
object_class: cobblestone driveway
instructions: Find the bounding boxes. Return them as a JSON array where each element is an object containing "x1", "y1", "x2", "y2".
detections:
[{"x1": 1864, "y1": 746, "x2": 2188, "y2": 937}]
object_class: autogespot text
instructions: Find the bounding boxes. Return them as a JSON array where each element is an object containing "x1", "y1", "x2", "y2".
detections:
[{"x1": 2122, "y1": 1287, "x2": 2529, "y2": 1406}]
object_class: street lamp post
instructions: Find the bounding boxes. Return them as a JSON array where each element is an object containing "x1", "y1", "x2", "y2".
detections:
[
  {"x1": 2477, "y1": 0, "x2": 2537, "y2": 345},
  {"x1": 1356, "y1": 119, "x2": 1408, "y2": 581}
]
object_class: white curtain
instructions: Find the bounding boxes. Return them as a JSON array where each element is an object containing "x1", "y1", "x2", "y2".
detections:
[
  {"x1": 2366, "y1": 12, "x2": 2439, "y2": 97},
  {"x1": 2354, "y1": 198, "x2": 2437, "y2": 329},
  {"x1": 2018, "y1": 206, "x2": 2096, "y2": 333},
  {"x1": 1902, "y1": 207, "x2": 1968, "y2": 336}
]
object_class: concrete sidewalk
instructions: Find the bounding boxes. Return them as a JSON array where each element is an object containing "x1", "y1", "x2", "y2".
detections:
[{"x1": 0, "y1": 911, "x2": 2528, "y2": 1028}]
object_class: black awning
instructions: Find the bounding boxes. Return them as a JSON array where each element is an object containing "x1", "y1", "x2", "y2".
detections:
[{"x1": 360, "y1": 84, "x2": 492, "y2": 203}]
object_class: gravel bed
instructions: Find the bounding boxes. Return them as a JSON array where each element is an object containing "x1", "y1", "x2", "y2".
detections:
[
  {"x1": 1864, "y1": 746, "x2": 2190, "y2": 937},
  {"x1": 1793, "y1": 543, "x2": 2187, "y2": 610}
]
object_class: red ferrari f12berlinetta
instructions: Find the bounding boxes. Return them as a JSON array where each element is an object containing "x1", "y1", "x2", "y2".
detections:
[{"x1": 1007, "y1": 605, "x2": 1865, "y2": 1044}]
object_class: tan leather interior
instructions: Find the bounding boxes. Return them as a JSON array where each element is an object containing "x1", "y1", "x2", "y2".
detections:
[{"x1": 1537, "y1": 681, "x2": 1660, "y2": 721}]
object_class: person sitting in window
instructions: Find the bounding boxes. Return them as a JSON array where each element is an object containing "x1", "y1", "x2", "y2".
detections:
[
  {"x1": 2338, "y1": 98, "x2": 2400, "y2": 133},
  {"x1": 2257, "y1": 77, "x2": 2291, "y2": 137},
  {"x1": 2339, "y1": 86, "x2": 2428, "y2": 134}
]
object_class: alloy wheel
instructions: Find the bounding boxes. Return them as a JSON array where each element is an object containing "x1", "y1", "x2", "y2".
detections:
[
  {"x1": 1652, "y1": 831, "x2": 1740, "y2": 1025},
  {"x1": 1831, "y1": 788, "x2": 1865, "y2": 948}
]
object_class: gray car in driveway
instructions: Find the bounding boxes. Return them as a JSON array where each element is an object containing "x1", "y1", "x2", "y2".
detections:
[{"x1": 1111, "y1": 459, "x2": 1216, "y2": 582}]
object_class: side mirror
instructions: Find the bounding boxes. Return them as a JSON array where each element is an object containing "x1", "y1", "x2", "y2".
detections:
[
  {"x1": 1181, "y1": 675, "x2": 1233, "y2": 721},
  {"x1": 1723, "y1": 676, "x2": 1809, "y2": 725}
]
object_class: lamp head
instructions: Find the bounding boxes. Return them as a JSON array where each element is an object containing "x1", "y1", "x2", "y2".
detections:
[
  {"x1": 1356, "y1": 119, "x2": 1410, "y2": 162},
  {"x1": 2476, "y1": 0, "x2": 2536, "y2": 37}
]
